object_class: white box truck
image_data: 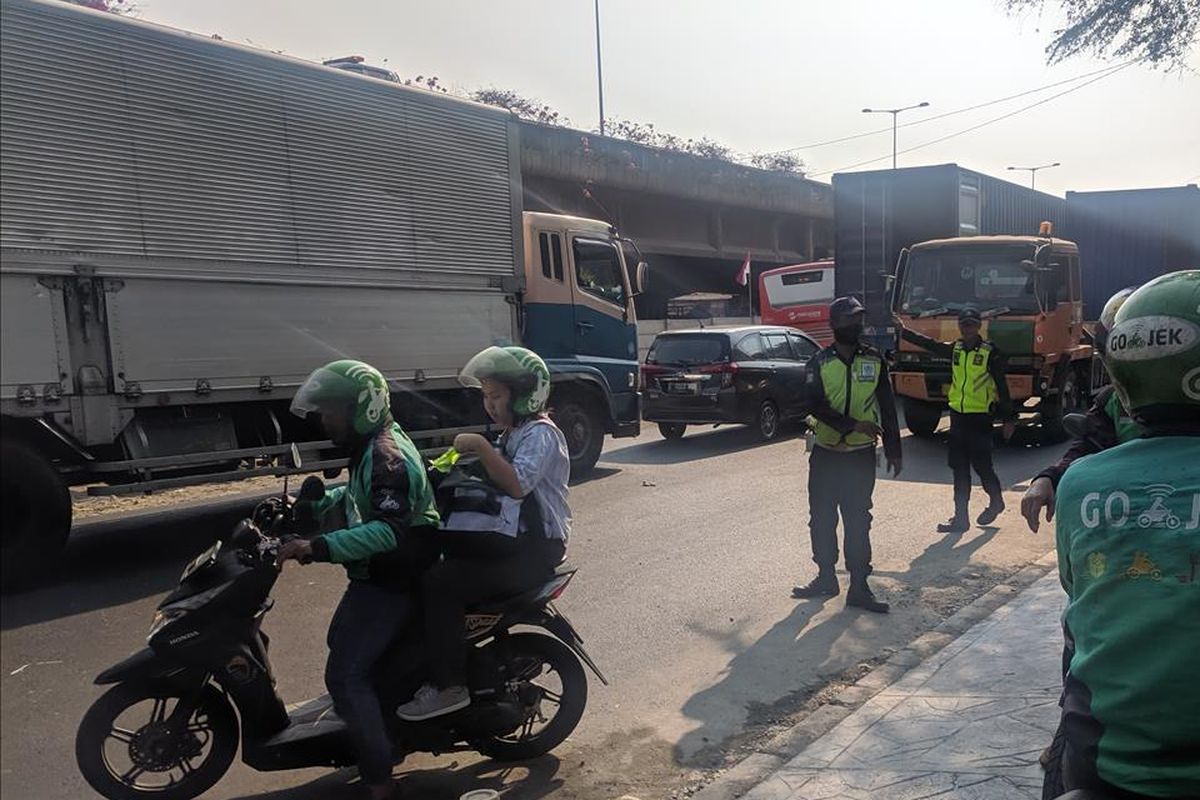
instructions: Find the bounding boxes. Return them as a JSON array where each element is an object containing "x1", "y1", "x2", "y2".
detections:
[{"x1": 0, "y1": 0, "x2": 645, "y2": 585}]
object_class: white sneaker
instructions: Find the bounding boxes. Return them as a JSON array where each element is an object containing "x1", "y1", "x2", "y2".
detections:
[{"x1": 396, "y1": 684, "x2": 470, "y2": 721}]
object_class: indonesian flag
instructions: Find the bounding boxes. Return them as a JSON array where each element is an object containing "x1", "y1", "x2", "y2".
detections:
[{"x1": 735, "y1": 250, "x2": 752, "y2": 286}]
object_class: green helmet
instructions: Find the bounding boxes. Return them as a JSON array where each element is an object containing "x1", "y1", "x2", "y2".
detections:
[
  {"x1": 1094, "y1": 285, "x2": 1139, "y2": 357},
  {"x1": 290, "y1": 360, "x2": 391, "y2": 436},
  {"x1": 460, "y1": 346, "x2": 552, "y2": 416},
  {"x1": 1103, "y1": 270, "x2": 1200, "y2": 416}
]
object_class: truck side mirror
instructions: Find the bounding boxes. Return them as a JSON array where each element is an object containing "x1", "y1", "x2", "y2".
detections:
[{"x1": 633, "y1": 261, "x2": 648, "y2": 296}]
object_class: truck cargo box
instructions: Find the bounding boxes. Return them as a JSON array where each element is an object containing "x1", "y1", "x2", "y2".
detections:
[
  {"x1": 1065, "y1": 185, "x2": 1200, "y2": 318},
  {"x1": 0, "y1": 0, "x2": 523, "y2": 400}
]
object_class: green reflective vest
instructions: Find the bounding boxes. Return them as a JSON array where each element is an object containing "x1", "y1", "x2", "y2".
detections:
[
  {"x1": 810, "y1": 351, "x2": 882, "y2": 451},
  {"x1": 949, "y1": 341, "x2": 997, "y2": 414}
]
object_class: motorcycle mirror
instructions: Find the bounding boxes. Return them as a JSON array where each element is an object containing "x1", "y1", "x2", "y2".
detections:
[
  {"x1": 298, "y1": 475, "x2": 326, "y2": 502},
  {"x1": 231, "y1": 519, "x2": 261, "y2": 550},
  {"x1": 1062, "y1": 413, "x2": 1094, "y2": 441}
]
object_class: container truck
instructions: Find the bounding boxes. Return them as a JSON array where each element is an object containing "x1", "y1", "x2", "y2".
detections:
[
  {"x1": 0, "y1": 0, "x2": 645, "y2": 585},
  {"x1": 832, "y1": 164, "x2": 1066, "y2": 350}
]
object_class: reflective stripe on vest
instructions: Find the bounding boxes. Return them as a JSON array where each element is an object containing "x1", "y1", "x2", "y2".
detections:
[
  {"x1": 949, "y1": 341, "x2": 997, "y2": 414},
  {"x1": 810, "y1": 352, "x2": 882, "y2": 450},
  {"x1": 1104, "y1": 389, "x2": 1142, "y2": 444}
]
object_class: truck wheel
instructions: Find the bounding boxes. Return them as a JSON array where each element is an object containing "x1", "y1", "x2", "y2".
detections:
[
  {"x1": 903, "y1": 398, "x2": 942, "y2": 438},
  {"x1": 551, "y1": 397, "x2": 604, "y2": 480},
  {"x1": 1, "y1": 439, "x2": 72, "y2": 592},
  {"x1": 1041, "y1": 368, "x2": 1086, "y2": 442},
  {"x1": 658, "y1": 423, "x2": 687, "y2": 441}
]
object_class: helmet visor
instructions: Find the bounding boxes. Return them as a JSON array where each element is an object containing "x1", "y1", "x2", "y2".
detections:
[
  {"x1": 458, "y1": 346, "x2": 525, "y2": 389},
  {"x1": 290, "y1": 366, "x2": 354, "y2": 420}
]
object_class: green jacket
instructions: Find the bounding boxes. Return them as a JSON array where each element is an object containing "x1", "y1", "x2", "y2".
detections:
[
  {"x1": 309, "y1": 420, "x2": 440, "y2": 581},
  {"x1": 1055, "y1": 436, "x2": 1200, "y2": 797}
]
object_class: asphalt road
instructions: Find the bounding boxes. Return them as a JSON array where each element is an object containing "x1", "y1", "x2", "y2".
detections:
[{"x1": 0, "y1": 422, "x2": 1066, "y2": 800}]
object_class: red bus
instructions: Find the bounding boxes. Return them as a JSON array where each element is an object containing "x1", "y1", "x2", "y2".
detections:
[{"x1": 758, "y1": 261, "x2": 836, "y2": 345}]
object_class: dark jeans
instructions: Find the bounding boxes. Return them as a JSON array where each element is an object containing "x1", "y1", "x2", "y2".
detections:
[
  {"x1": 947, "y1": 411, "x2": 1002, "y2": 516},
  {"x1": 807, "y1": 446, "x2": 876, "y2": 578},
  {"x1": 1061, "y1": 735, "x2": 1153, "y2": 799},
  {"x1": 424, "y1": 532, "x2": 565, "y2": 689},
  {"x1": 325, "y1": 581, "x2": 413, "y2": 785}
]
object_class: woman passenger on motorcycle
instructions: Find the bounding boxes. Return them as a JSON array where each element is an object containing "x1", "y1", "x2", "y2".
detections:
[
  {"x1": 277, "y1": 360, "x2": 440, "y2": 800},
  {"x1": 397, "y1": 346, "x2": 570, "y2": 721}
]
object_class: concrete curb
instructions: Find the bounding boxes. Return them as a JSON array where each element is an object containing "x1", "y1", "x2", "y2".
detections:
[{"x1": 688, "y1": 549, "x2": 1059, "y2": 800}]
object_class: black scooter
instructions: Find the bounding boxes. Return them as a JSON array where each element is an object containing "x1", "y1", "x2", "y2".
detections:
[{"x1": 75, "y1": 478, "x2": 605, "y2": 800}]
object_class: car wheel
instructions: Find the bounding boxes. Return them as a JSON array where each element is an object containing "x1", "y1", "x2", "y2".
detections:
[
  {"x1": 756, "y1": 401, "x2": 780, "y2": 441},
  {"x1": 658, "y1": 423, "x2": 687, "y2": 441}
]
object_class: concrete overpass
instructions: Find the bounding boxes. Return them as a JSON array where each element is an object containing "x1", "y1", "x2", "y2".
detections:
[{"x1": 518, "y1": 122, "x2": 834, "y2": 319}]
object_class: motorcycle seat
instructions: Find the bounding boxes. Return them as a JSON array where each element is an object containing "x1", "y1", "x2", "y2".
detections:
[{"x1": 468, "y1": 564, "x2": 576, "y2": 614}]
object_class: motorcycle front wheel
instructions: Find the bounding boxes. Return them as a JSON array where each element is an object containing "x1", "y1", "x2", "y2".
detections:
[
  {"x1": 473, "y1": 632, "x2": 588, "y2": 762},
  {"x1": 76, "y1": 682, "x2": 238, "y2": 800}
]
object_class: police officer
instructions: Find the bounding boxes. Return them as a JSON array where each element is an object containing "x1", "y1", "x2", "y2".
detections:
[
  {"x1": 895, "y1": 307, "x2": 1016, "y2": 533},
  {"x1": 793, "y1": 296, "x2": 902, "y2": 614}
]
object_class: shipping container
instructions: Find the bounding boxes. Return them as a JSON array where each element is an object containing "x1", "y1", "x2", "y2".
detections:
[
  {"x1": 832, "y1": 164, "x2": 1066, "y2": 327},
  {"x1": 1065, "y1": 185, "x2": 1200, "y2": 318}
]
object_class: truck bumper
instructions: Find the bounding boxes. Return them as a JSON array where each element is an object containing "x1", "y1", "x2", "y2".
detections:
[{"x1": 892, "y1": 371, "x2": 1035, "y2": 402}]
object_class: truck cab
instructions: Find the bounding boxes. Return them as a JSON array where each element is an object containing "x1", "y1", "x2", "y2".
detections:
[
  {"x1": 521, "y1": 212, "x2": 645, "y2": 469},
  {"x1": 891, "y1": 229, "x2": 1092, "y2": 438}
]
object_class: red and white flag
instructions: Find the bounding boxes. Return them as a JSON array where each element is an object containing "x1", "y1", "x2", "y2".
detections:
[{"x1": 735, "y1": 250, "x2": 752, "y2": 286}]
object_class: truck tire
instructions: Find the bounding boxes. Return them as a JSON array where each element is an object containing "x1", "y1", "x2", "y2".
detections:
[
  {"x1": 551, "y1": 396, "x2": 604, "y2": 480},
  {"x1": 1041, "y1": 367, "x2": 1087, "y2": 442},
  {"x1": 903, "y1": 398, "x2": 942, "y2": 438},
  {"x1": 1, "y1": 439, "x2": 72, "y2": 591}
]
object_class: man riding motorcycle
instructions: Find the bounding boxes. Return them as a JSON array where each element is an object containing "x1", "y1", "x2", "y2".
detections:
[
  {"x1": 278, "y1": 359, "x2": 440, "y2": 800},
  {"x1": 1051, "y1": 271, "x2": 1200, "y2": 797}
]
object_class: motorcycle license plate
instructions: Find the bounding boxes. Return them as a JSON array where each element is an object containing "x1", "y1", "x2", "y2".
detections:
[{"x1": 181, "y1": 540, "x2": 222, "y2": 581}]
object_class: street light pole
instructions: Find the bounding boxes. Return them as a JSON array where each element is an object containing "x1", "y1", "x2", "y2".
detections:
[
  {"x1": 1006, "y1": 162, "x2": 1061, "y2": 191},
  {"x1": 862, "y1": 101, "x2": 929, "y2": 169},
  {"x1": 594, "y1": 0, "x2": 606, "y2": 136}
]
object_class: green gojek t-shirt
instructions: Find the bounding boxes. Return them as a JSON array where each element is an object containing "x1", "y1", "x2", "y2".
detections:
[{"x1": 1055, "y1": 436, "x2": 1200, "y2": 797}]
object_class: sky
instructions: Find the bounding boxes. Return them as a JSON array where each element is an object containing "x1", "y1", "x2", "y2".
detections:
[{"x1": 136, "y1": 0, "x2": 1200, "y2": 197}]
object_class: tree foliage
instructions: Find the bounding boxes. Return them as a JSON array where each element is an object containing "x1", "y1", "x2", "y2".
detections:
[
  {"x1": 66, "y1": 0, "x2": 133, "y2": 12},
  {"x1": 1004, "y1": 0, "x2": 1199, "y2": 67},
  {"x1": 470, "y1": 88, "x2": 567, "y2": 126}
]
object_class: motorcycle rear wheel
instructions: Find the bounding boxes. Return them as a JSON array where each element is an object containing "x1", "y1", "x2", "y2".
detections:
[
  {"x1": 473, "y1": 632, "x2": 587, "y2": 761},
  {"x1": 76, "y1": 682, "x2": 238, "y2": 800}
]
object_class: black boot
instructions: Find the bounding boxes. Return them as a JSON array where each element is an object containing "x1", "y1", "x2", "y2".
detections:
[
  {"x1": 846, "y1": 578, "x2": 889, "y2": 614},
  {"x1": 938, "y1": 505, "x2": 970, "y2": 533},
  {"x1": 976, "y1": 497, "x2": 1006, "y2": 526},
  {"x1": 792, "y1": 571, "x2": 839, "y2": 599}
]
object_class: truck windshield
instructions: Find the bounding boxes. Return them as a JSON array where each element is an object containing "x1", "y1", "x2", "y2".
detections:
[{"x1": 898, "y1": 245, "x2": 1040, "y2": 315}]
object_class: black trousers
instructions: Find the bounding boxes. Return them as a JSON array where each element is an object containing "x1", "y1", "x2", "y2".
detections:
[
  {"x1": 423, "y1": 532, "x2": 565, "y2": 688},
  {"x1": 947, "y1": 411, "x2": 1002, "y2": 515},
  {"x1": 325, "y1": 581, "x2": 413, "y2": 785},
  {"x1": 807, "y1": 446, "x2": 876, "y2": 578}
]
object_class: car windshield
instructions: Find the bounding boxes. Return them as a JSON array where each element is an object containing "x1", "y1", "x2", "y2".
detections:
[
  {"x1": 647, "y1": 334, "x2": 728, "y2": 366},
  {"x1": 898, "y1": 245, "x2": 1041, "y2": 315}
]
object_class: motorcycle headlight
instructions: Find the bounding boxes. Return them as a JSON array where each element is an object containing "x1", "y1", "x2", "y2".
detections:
[
  {"x1": 147, "y1": 584, "x2": 227, "y2": 643},
  {"x1": 148, "y1": 607, "x2": 187, "y2": 640}
]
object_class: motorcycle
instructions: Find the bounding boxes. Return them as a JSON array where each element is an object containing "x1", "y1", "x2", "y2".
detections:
[{"x1": 75, "y1": 475, "x2": 606, "y2": 800}]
